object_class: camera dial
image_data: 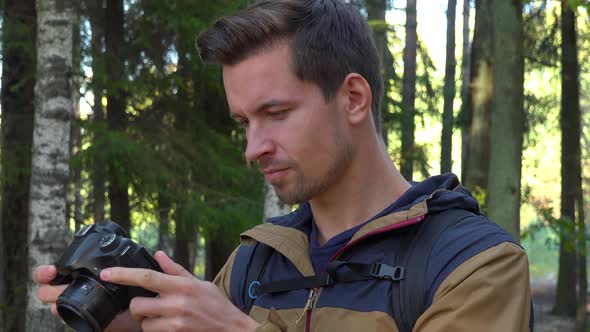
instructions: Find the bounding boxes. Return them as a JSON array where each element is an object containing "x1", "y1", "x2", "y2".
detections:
[{"x1": 98, "y1": 233, "x2": 119, "y2": 251}]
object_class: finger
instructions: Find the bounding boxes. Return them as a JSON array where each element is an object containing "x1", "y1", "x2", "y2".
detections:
[
  {"x1": 141, "y1": 317, "x2": 179, "y2": 332},
  {"x1": 100, "y1": 267, "x2": 190, "y2": 294},
  {"x1": 51, "y1": 303, "x2": 60, "y2": 318},
  {"x1": 154, "y1": 251, "x2": 194, "y2": 279},
  {"x1": 107, "y1": 310, "x2": 143, "y2": 331},
  {"x1": 128, "y1": 296, "x2": 165, "y2": 322},
  {"x1": 38, "y1": 284, "x2": 67, "y2": 304},
  {"x1": 33, "y1": 265, "x2": 57, "y2": 283}
]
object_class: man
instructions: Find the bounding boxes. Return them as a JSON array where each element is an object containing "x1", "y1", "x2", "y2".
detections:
[{"x1": 34, "y1": 0, "x2": 532, "y2": 331}]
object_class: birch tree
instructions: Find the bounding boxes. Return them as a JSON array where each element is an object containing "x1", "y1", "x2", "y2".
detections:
[{"x1": 26, "y1": 0, "x2": 74, "y2": 330}]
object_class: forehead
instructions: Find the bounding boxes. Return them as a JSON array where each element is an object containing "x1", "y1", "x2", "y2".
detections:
[{"x1": 222, "y1": 44, "x2": 309, "y2": 112}]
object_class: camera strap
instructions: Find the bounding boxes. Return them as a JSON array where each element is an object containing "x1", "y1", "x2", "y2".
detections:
[
  {"x1": 239, "y1": 209, "x2": 475, "y2": 332},
  {"x1": 250, "y1": 260, "x2": 404, "y2": 297}
]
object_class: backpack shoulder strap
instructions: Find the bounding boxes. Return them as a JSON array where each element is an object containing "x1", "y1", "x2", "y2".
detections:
[
  {"x1": 231, "y1": 242, "x2": 274, "y2": 315},
  {"x1": 392, "y1": 208, "x2": 477, "y2": 332}
]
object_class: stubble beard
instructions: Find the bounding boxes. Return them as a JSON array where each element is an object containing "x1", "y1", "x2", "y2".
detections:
[{"x1": 274, "y1": 129, "x2": 353, "y2": 205}]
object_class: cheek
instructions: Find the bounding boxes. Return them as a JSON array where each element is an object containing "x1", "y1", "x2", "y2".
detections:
[
  {"x1": 273, "y1": 105, "x2": 344, "y2": 164},
  {"x1": 296, "y1": 121, "x2": 342, "y2": 169}
]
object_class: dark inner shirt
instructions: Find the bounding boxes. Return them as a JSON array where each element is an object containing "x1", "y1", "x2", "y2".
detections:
[{"x1": 309, "y1": 186, "x2": 418, "y2": 273}]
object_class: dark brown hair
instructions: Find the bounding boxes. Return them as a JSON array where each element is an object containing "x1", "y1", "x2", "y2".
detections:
[{"x1": 196, "y1": 0, "x2": 383, "y2": 115}]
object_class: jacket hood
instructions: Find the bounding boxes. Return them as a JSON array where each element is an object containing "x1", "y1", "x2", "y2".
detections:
[
  {"x1": 266, "y1": 173, "x2": 480, "y2": 231},
  {"x1": 240, "y1": 173, "x2": 482, "y2": 277}
]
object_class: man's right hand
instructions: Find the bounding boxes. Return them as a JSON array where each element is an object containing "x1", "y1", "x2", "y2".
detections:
[{"x1": 33, "y1": 265, "x2": 141, "y2": 332}]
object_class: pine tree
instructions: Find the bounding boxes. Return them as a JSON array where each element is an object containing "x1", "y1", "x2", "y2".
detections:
[
  {"x1": 400, "y1": 0, "x2": 418, "y2": 180},
  {"x1": 0, "y1": 1, "x2": 36, "y2": 330}
]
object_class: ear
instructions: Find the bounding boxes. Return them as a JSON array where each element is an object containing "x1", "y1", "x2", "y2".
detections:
[{"x1": 340, "y1": 73, "x2": 373, "y2": 125}]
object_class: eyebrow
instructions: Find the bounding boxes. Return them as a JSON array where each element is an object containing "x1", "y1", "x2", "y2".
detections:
[{"x1": 229, "y1": 99, "x2": 295, "y2": 121}]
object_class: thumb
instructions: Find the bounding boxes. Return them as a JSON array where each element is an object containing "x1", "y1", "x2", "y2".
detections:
[{"x1": 154, "y1": 251, "x2": 194, "y2": 279}]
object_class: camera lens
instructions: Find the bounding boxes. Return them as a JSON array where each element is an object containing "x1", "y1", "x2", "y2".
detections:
[{"x1": 57, "y1": 275, "x2": 122, "y2": 332}]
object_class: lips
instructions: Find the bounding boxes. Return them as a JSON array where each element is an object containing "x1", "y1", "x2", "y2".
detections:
[{"x1": 262, "y1": 168, "x2": 289, "y2": 183}]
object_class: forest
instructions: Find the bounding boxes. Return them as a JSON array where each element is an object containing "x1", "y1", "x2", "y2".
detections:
[{"x1": 0, "y1": 0, "x2": 589, "y2": 331}]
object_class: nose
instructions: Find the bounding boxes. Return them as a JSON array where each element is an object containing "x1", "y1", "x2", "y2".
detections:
[{"x1": 244, "y1": 125, "x2": 274, "y2": 162}]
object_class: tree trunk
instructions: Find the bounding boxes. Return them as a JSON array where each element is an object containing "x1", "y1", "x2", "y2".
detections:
[
  {"x1": 459, "y1": 0, "x2": 471, "y2": 183},
  {"x1": 70, "y1": 0, "x2": 83, "y2": 233},
  {"x1": 365, "y1": 0, "x2": 390, "y2": 138},
  {"x1": 576, "y1": 192, "x2": 587, "y2": 331},
  {"x1": 400, "y1": 0, "x2": 418, "y2": 180},
  {"x1": 26, "y1": 0, "x2": 74, "y2": 330},
  {"x1": 158, "y1": 192, "x2": 173, "y2": 256},
  {"x1": 486, "y1": 0, "x2": 525, "y2": 240},
  {"x1": 105, "y1": 0, "x2": 130, "y2": 232},
  {"x1": 174, "y1": 215, "x2": 191, "y2": 271},
  {"x1": 0, "y1": 0, "x2": 36, "y2": 330},
  {"x1": 205, "y1": 229, "x2": 235, "y2": 281},
  {"x1": 88, "y1": 0, "x2": 106, "y2": 224},
  {"x1": 263, "y1": 181, "x2": 291, "y2": 220},
  {"x1": 441, "y1": 0, "x2": 457, "y2": 174},
  {"x1": 554, "y1": 0, "x2": 581, "y2": 317},
  {"x1": 463, "y1": 0, "x2": 492, "y2": 194}
]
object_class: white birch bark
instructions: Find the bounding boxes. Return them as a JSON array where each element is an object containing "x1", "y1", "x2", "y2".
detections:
[
  {"x1": 263, "y1": 180, "x2": 291, "y2": 220},
  {"x1": 26, "y1": 0, "x2": 74, "y2": 330}
]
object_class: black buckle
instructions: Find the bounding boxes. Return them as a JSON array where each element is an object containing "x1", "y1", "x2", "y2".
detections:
[
  {"x1": 321, "y1": 272, "x2": 335, "y2": 287},
  {"x1": 370, "y1": 264, "x2": 404, "y2": 281}
]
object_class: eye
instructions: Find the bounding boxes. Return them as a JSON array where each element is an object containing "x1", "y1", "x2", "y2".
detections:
[{"x1": 269, "y1": 109, "x2": 289, "y2": 119}]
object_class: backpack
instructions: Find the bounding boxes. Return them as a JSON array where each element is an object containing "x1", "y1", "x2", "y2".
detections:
[{"x1": 234, "y1": 209, "x2": 476, "y2": 332}]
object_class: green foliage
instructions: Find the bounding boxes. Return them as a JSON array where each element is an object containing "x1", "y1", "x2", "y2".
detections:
[
  {"x1": 470, "y1": 186, "x2": 488, "y2": 215},
  {"x1": 568, "y1": 0, "x2": 590, "y2": 11},
  {"x1": 521, "y1": 186, "x2": 582, "y2": 254},
  {"x1": 524, "y1": 1, "x2": 560, "y2": 69},
  {"x1": 69, "y1": 0, "x2": 263, "y2": 256},
  {"x1": 522, "y1": 220, "x2": 560, "y2": 278},
  {"x1": 60, "y1": 0, "x2": 590, "y2": 282},
  {"x1": 381, "y1": 26, "x2": 440, "y2": 179}
]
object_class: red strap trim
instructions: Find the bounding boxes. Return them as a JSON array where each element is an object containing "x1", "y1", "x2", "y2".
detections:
[{"x1": 328, "y1": 214, "x2": 426, "y2": 263}]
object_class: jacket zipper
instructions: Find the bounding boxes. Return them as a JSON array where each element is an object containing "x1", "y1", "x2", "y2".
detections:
[
  {"x1": 296, "y1": 288, "x2": 317, "y2": 329},
  {"x1": 304, "y1": 287, "x2": 321, "y2": 332},
  {"x1": 302, "y1": 214, "x2": 425, "y2": 331}
]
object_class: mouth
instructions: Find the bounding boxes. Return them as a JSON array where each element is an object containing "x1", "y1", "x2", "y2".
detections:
[{"x1": 262, "y1": 168, "x2": 290, "y2": 183}]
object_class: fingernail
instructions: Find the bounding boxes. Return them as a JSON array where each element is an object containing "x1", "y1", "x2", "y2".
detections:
[
  {"x1": 45, "y1": 266, "x2": 56, "y2": 278},
  {"x1": 100, "y1": 269, "x2": 111, "y2": 280}
]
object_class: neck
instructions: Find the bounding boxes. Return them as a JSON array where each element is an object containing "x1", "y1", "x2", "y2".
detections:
[{"x1": 310, "y1": 135, "x2": 410, "y2": 245}]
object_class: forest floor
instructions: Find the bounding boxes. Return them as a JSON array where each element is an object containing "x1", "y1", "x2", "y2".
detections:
[{"x1": 533, "y1": 275, "x2": 577, "y2": 332}]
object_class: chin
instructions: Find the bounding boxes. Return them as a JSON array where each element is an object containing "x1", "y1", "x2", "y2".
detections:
[{"x1": 275, "y1": 189, "x2": 304, "y2": 205}]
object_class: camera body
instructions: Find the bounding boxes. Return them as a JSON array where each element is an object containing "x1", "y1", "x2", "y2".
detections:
[{"x1": 51, "y1": 221, "x2": 162, "y2": 332}]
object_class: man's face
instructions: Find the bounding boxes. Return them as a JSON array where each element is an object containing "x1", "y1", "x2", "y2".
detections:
[{"x1": 223, "y1": 43, "x2": 353, "y2": 204}]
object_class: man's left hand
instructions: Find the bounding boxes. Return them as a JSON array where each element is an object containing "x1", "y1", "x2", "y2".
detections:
[{"x1": 100, "y1": 251, "x2": 260, "y2": 332}]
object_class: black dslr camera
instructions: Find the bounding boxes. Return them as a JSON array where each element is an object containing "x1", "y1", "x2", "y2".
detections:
[{"x1": 51, "y1": 221, "x2": 162, "y2": 332}]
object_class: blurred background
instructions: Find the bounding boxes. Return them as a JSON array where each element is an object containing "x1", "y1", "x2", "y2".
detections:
[{"x1": 0, "y1": 0, "x2": 588, "y2": 331}]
